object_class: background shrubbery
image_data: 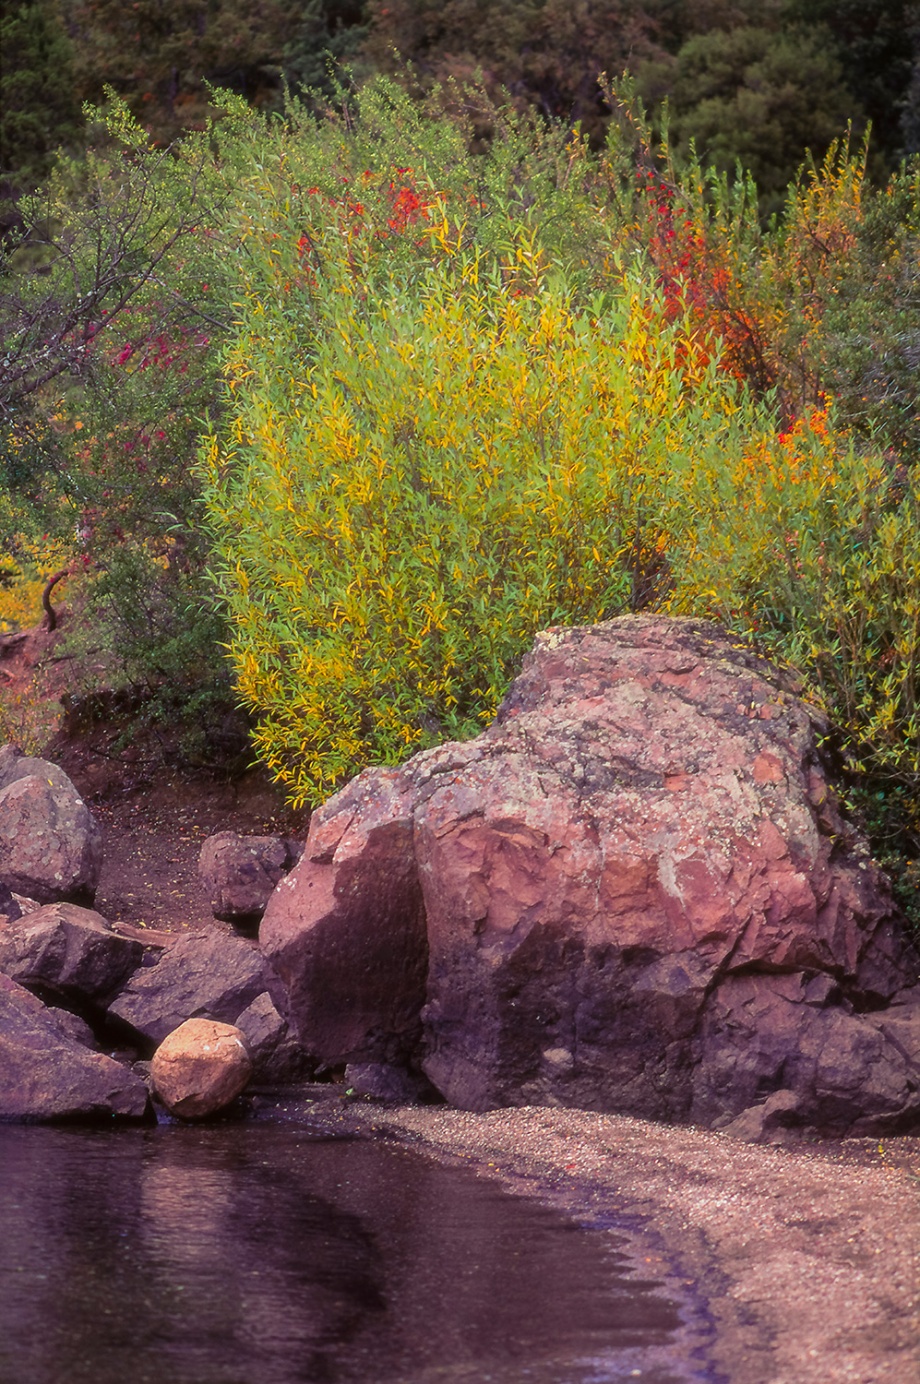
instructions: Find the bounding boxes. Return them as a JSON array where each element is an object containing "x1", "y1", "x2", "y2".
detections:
[{"x1": 1, "y1": 44, "x2": 918, "y2": 921}]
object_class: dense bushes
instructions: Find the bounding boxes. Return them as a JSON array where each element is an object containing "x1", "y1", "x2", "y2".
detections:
[
  {"x1": 195, "y1": 82, "x2": 920, "y2": 841},
  {"x1": 1, "y1": 75, "x2": 918, "y2": 917},
  {"x1": 0, "y1": 101, "x2": 241, "y2": 763},
  {"x1": 204, "y1": 248, "x2": 752, "y2": 799}
]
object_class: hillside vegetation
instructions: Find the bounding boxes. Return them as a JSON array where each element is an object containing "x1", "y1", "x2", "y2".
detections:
[{"x1": 0, "y1": 64, "x2": 918, "y2": 924}]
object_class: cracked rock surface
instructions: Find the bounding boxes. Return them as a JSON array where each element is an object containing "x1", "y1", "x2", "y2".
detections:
[{"x1": 261, "y1": 616, "x2": 920, "y2": 1137}]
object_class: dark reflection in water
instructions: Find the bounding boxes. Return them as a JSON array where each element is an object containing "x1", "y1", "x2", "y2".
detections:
[{"x1": 0, "y1": 1124, "x2": 710, "y2": 1384}]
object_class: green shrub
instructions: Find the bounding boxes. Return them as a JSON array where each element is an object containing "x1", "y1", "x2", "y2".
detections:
[
  {"x1": 669, "y1": 406, "x2": 920, "y2": 783},
  {"x1": 201, "y1": 103, "x2": 779, "y2": 804},
  {"x1": 199, "y1": 86, "x2": 920, "y2": 879},
  {"x1": 0, "y1": 94, "x2": 249, "y2": 759},
  {"x1": 6, "y1": 73, "x2": 919, "y2": 917}
]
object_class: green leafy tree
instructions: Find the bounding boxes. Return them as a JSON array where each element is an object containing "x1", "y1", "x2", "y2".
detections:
[
  {"x1": 0, "y1": 0, "x2": 82, "y2": 194},
  {"x1": 784, "y1": 0, "x2": 916, "y2": 165},
  {"x1": 363, "y1": 0, "x2": 662, "y2": 141},
  {"x1": 0, "y1": 95, "x2": 248, "y2": 762},
  {"x1": 640, "y1": 25, "x2": 858, "y2": 218},
  {"x1": 64, "y1": 0, "x2": 301, "y2": 140},
  {"x1": 283, "y1": 0, "x2": 369, "y2": 95},
  {"x1": 904, "y1": 18, "x2": 920, "y2": 156}
]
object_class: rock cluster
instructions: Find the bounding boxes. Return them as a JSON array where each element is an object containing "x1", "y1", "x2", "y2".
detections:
[
  {"x1": 4, "y1": 616, "x2": 919, "y2": 1141},
  {"x1": 0, "y1": 902, "x2": 143, "y2": 1006},
  {"x1": 109, "y1": 928, "x2": 310, "y2": 1083},
  {"x1": 0, "y1": 896, "x2": 311, "y2": 1121},
  {"x1": 0, "y1": 752, "x2": 313, "y2": 1122},
  {"x1": 0, "y1": 734, "x2": 316, "y2": 1122},
  {"x1": 261, "y1": 617, "x2": 920, "y2": 1140},
  {"x1": 0, "y1": 972, "x2": 149, "y2": 1121}
]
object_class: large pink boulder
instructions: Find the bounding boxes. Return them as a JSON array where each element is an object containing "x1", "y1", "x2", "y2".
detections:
[{"x1": 260, "y1": 617, "x2": 920, "y2": 1136}]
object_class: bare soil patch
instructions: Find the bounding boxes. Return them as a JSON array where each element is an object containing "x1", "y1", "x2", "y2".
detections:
[
  {"x1": 58, "y1": 748, "x2": 306, "y2": 933},
  {"x1": 0, "y1": 614, "x2": 307, "y2": 932}
]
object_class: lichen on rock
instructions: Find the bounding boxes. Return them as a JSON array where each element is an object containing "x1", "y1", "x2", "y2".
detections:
[{"x1": 260, "y1": 616, "x2": 920, "y2": 1138}]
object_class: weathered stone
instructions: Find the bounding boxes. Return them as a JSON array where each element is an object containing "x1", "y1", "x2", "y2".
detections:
[
  {"x1": 47, "y1": 1006, "x2": 98, "y2": 1049},
  {"x1": 0, "y1": 881, "x2": 22, "y2": 922},
  {"x1": 0, "y1": 903, "x2": 143, "y2": 1004},
  {"x1": 198, "y1": 831, "x2": 301, "y2": 925},
  {"x1": 0, "y1": 972, "x2": 148, "y2": 1121},
  {"x1": 714, "y1": 1089, "x2": 805, "y2": 1144},
  {"x1": 694, "y1": 972, "x2": 920, "y2": 1135},
  {"x1": 233, "y1": 991, "x2": 313, "y2": 1083},
  {"x1": 0, "y1": 768, "x2": 103, "y2": 905},
  {"x1": 343, "y1": 1062, "x2": 435, "y2": 1104},
  {"x1": 261, "y1": 769, "x2": 429, "y2": 1066},
  {"x1": 109, "y1": 921, "x2": 174, "y2": 953},
  {"x1": 0, "y1": 744, "x2": 75, "y2": 795},
  {"x1": 260, "y1": 616, "x2": 920, "y2": 1137},
  {"x1": 151, "y1": 1018, "x2": 252, "y2": 1118},
  {"x1": 109, "y1": 930, "x2": 278, "y2": 1047}
]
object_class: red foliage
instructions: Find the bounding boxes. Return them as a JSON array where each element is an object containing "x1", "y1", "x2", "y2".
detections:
[{"x1": 638, "y1": 173, "x2": 772, "y2": 395}]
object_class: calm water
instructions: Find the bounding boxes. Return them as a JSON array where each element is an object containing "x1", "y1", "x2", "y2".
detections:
[{"x1": 0, "y1": 1123, "x2": 715, "y2": 1384}]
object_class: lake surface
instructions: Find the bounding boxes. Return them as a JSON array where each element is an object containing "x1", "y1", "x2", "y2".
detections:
[{"x1": 0, "y1": 1122, "x2": 717, "y2": 1384}]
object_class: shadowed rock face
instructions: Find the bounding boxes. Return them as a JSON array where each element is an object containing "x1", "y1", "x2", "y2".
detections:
[
  {"x1": 260, "y1": 617, "x2": 920, "y2": 1137},
  {"x1": 0, "y1": 973, "x2": 148, "y2": 1121},
  {"x1": 262, "y1": 771, "x2": 429, "y2": 1067}
]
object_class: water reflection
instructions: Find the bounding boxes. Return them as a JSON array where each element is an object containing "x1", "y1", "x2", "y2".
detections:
[{"x1": 0, "y1": 1124, "x2": 707, "y2": 1383}]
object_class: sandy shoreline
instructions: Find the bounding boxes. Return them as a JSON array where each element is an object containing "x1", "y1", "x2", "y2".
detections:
[{"x1": 265, "y1": 1093, "x2": 920, "y2": 1384}]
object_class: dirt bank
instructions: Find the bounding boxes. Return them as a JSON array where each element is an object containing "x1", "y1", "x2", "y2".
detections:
[{"x1": 280, "y1": 1096, "x2": 918, "y2": 1384}]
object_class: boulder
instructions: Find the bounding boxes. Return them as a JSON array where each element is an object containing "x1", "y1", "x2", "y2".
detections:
[
  {"x1": 47, "y1": 1006, "x2": 98, "y2": 1049},
  {"x1": 343, "y1": 1062, "x2": 436, "y2": 1104},
  {"x1": 0, "y1": 744, "x2": 75, "y2": 795},
  {"x1": 233, "y1": 991, "x2": 313, "y2": 1084},
  {"x1": 198, "y1": 831, "x2": 302, "y2": 926},
  {"x1": 0, "y1": 972, "x2": 148, "y2": 1121},
  {"x1": 694, "y1": 973, "x2": 920, "y2": 1138},
  {"x1": 108, "y1": 930, "x2": 279, "y2": 1048},
  {"x1": 0, "y1": 903, "x2": 143, "y2": 1005},
  {"x1": 262, "y1": 769, "x2": 428, "y2": 1066},
  {"x1": 150, "y1": 1018, "x2": 252, "y2": 1118},
  {"x1": 260, "y1": 616, "x2": 920, "y2": 1137},
  {"x1": 0, "y1": 881, "x2": 22, "y2": 922},
  {"x1": 0, "y1": 747, "x2": 103, "y2": 905}
]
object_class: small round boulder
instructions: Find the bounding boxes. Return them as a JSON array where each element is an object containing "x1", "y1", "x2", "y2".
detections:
[{"x1": 151, "y1": 1018, "x2": 253, "y2": 1119}]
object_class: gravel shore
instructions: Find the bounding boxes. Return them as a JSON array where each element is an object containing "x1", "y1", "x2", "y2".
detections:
[{"x1": 276, "y1": 1094, "x2": 919, "y2": 1384}]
